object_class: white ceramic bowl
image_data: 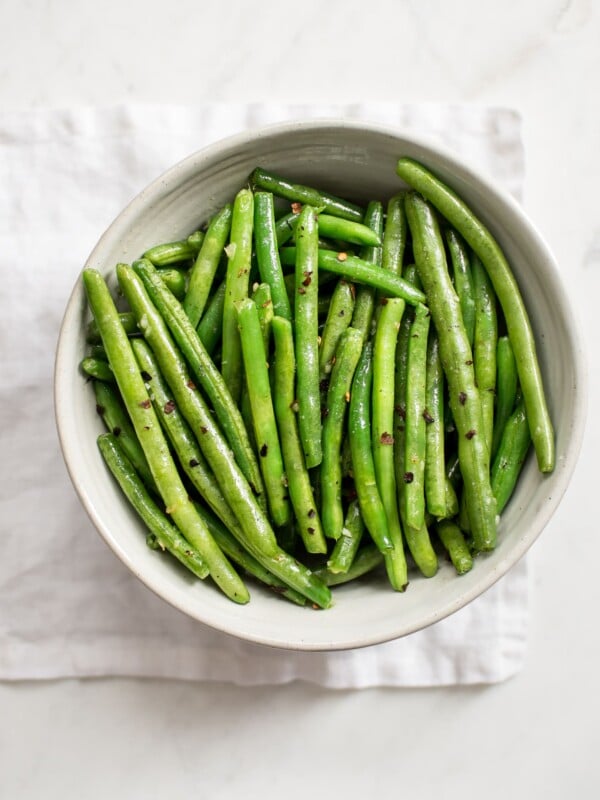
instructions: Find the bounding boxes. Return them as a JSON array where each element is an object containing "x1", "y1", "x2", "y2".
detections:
[{"x1": 54, "y1": 120, "x2": 586, "y2": 650}]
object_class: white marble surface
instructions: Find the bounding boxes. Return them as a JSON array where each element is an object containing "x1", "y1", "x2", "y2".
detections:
[{"x1": 1, "y1": 0, "x2": 599, "y2": 797}]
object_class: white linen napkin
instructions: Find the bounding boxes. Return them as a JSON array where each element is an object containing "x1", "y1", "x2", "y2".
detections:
[{"x1": 0, "y1": 104, "x2": 528, "y2": 687}]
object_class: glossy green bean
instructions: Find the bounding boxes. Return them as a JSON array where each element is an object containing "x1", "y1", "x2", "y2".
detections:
[
  {"x1": 252, "y1": 282, "x2": 274, "y2": 353},
  {"x1": 237, "y1": 298, "x2": 290, "y2": 528},
  {"x1": 97, "y1": 433, "x2": 209, "y2": 579},
  {"x1": 397, "y1": 157, "x2": 554, "y2": 473},
  {"x1": 326, "y1": 500, "x2": 365, "y2": 575},
  {"x1": 373, "y1": 297, "x2": 408, "y2": 590},
  {"x1": 446, "y1": 228, "x2": 475, "y2": 347},
  {"x1": 86, "y1": 310, "x2": 137, "y2": 343},
  {"x1": 318, "y1": 280, "x2": 355, "y2": 384},
  {"x1": 251, "y1": 167, "x2": 364, "y2": 222},
  {"x1": 492, "y1": 336, "x2": 518, "y2": 459},
  {"x1": 254, "y1": 192, "x2": 293, "y2": 322},
  {"x1": 491, "y1": 400, "x2": 531, "y2": 514},
  {"x1": 316, "y1": 545, "x2": 383, "y2": 586},
  {"x1": 294, "y1": 204, "x2": 322, "y2": 468},
  {"x1": 80, "y1": 356, "x2": 114, "y2": 382},
  {"x1": 271, "y1": 316, "x2": 327, "y2": 553},
  {"x1": 142, "y1": 232, "x2": 204, "y2": 266},
  {"x1": 472, "y1": 253, "x2": 497, "y2": 454},
  {"x1": 349, "y1": 201, "x2": 383, "y2": 345},
  {"x1": 222, "y1": 188, "x2": 254, "y2": 403},
  {"x1": 349, "y1": 342, "x2": 393, "y2": 554},
  {"x1": 317, "y1": 214, "x2": 381, "y2": 247},
  {"x1": 436, "y1": 519, "x2": 473, "y2": 575},
  {"x1": 381, "y1": 192, "x2": 407, "y2": 276},
  {"x1": 197, "y1": 280, "x2": 226, "y2": 356},
  {"x1": 183, "y1": 204, "x2": 232, "y2": 327},
  {"x1": 157, "y1": 268, "x2": 186, "y2": 300},
  {"x1": 275, "y1": 209, "x2": 300, "y2": 247},
  {"x1": 404, "y1": 191, "x2": 497, "y2": 552},
  {"x1": 424, "y1": 330, "x2": 448, "y2": 518},
  {"x1": 279, "y1": 247, "x2": 426, "y2": 306},
  {"x1": 320, "y1": 326, "x2": 364, "y2": 541}
]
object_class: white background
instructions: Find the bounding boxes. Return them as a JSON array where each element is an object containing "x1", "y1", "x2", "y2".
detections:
[{"x1": 1, "y1": 1, "x2": 599, "y2": 797}]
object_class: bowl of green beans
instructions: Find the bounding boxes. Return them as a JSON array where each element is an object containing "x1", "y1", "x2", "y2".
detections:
[{"x1": 55, "y1": 120, "x2": 585, "y2": 650}]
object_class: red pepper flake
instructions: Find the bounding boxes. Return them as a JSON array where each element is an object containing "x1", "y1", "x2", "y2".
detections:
[
  {"x1": 260, "y1": 443, "x2": 268, "y2": 457},
  {"x1": 200, "y1": 426, "x2": 208, "y2": 434},
  {"x1": 139, "y1": 399, "x2": 151, "y2": 409},
  {"x1": 140, "y1": 370, "x2": 152, "y2": 382},
  {"x1": 404, "y1": 471, "x2": 414, "y2": 483},
  {"x1": 187, "y1": 379, "x2": 196, "y2": 390},
  {"x1": 302, "y1": 274, "x2": 312, "y2": 287},
  {"x1": 380, "y1": 297, "x2": 389, "y2": 306},
  {"x1": 422, "y1": 409, "x2": 434, "y2": 424},
  {"x1": 338, "y1": 309, "x2": 345, "y2": 317},
  {"x1": 459, "y1": 392, "x2": 467, "y2": 405},
  {"x1": 307, "y1": 527, "x2": 315, "y2": 535},
  {"x1": 308, "y1": 508, "x2": 316, "y2": 518},
  {"x1": 95, "y1": 403, "x2": 105, "y2": 416},
  {"x1": 112, "y1": 426, "x2": 122, "y2": 437},
  {"x1": 291, "y1": 202, "x2": 302, "y2": 214},
  {"x1": 465, "y1": 359, "x2": 473, "y2": 365},
  {"x1": 380, "y1": 431, "x2": 394, "y2": 445},
  {"x1": 298, "y1": 286, "x2": 306, "y2": 295},
  {"x1": 164, "y1": 399, "x2": 176, "y2": 415},
  {"x1": 337, "y1": 252, "x2": 348, "y2": 262},
  {"x1": 465, "y1": 429, "x2": 477, "y2": 439},
  {"x1": 189, "y1": 458, "x2": 199, "y2": 468}
]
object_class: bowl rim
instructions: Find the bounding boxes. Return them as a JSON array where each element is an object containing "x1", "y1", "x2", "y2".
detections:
[{"x1": 54, "y1": 118, "x2": 588, "y2": 651}]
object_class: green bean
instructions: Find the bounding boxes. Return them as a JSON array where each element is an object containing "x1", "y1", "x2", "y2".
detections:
[
  {"x1": 397, "y1": 157, "x2": 554, "y2": 473},
  {"x1": 403, "y1": 303, "x2": 431, "y2": 530},
  {"x1": 317, "y1": 214, "x2": 381, "y2": 247},
  {"x1": 271, "y1": 316, "x2": 327, "y2": 553},
  {"x1": 436, "y1": 519, "x2": 473, "y2": 575},
  {"x1": 142, "y1": 232, "x2": 204, "y2": 266},
  {"x1": 320, "y1": 327, "x2": 364, "y2": 541},
  {"x1": 279, "y1": 247, "x2": 426, "y2": 306},
  {"x1": 318, "y1": 280, "x2": 355, "y2": 383},
  {"x1": 492, "y1": 336, "x2": 518, "y2": 459},
  {"x1": 252, "y1": 282, "x2": 274, "y2": 353},
  {"x1": 381, "y1": 192, "x2": 407, "y2": 276},
  {"x1": 424, "y1": 330, "x2": 447, "y2": 518},
  {"x1": 348, "y1": 201, "x2": 383, "y2": 346},
  {"x1": 237, "y1": 298, "x2": 290, "y2": 528},
  {"x1": 294, "y1": 204, "x2": 322, "y2": 468},
  {"x1": 97, "y1": 433, "x2": 209, "y2": 579},
  {"x1": 349, "y1": 342, "x2": 393, "y2": 554},
  {"x1": 88, "y1": 344, "x2": 107, "y2": 360},
  {"x1": 117, "y1": 263, "x2": 279, "y2": 558},
  {"x1": 157, "y1": 268, "x2": 186, "y2": 300},
  {"x1": 445, "y1": 478, "x2": 459, "y2": 517},
  {"x1": 472, "y1": 253, "x2": 497, "y2": 454},
  {"x1": 326, "y1": 500, "x2": 365, "y2": 575},
  {"x1": 83, "y1": 268, "x2": 249, "y2": 604},
  {"x1": 132, "y1": 259, "x2": 265, "y2": 503},
  {"x1": 133, "y1": 333, "x2": 324, "y2": 607},
  {"x1": 491, "y1": 400, "x2": 531, "y2": 514},
  {"x1": 275, "y1": 209, "x2": 300, "y2": 247},
  {"x1": 94, "y1": 380, "x2": 157, "y2": 494},
  {"x1": 183, "y1": 204, "x2": 232, "y2": 327},
  {"x1": 86, "y1": 310, "x2": 137, "y2": 343},
  {"x1": 373, "y1": 297, "x2": 408, "y2": 590},
  {"x1": 250, "y1": 167, "x2": 364, "y2": 222},
  {"x1": 404, "y1": 191, "x2": 497, "y2": 552},
  {"x1": 80, "y1": 356, "x2": 114, "y2": 382},
  {"x1": 254, "y1": 192, "x2": 293, "y2": 322},
  {"x1": 222, "y1": 188, "x2": 254, "y2": 403},
  {"x1": 316, "y1": 545, "x2": 383, "y2": 586},
  {"x1": 445, "y1": 229, "x2": 475, "y2": 347},
  {"x1": 197, "y1": 280, "x2": 226, "y2": 356}
]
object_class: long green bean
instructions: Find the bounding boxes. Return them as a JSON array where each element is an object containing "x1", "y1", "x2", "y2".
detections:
[
  {"x1": 446, "y1": 228, "x2": 475, "y2": 347},
  {"x1": 472, "y1": 253, "x2": 497, "y2": 454},
  {"x1": 397, "y1": 157, "x2": 554, "y2": 473},
  {"x1": 491, "y1": 400, "x2": 531, "y2": 513},
  {"x1": 254, "y1": 192, "x2": 293, "y2": 322},
  {"x1": 492, "y1": 336, "x2": 518, "y2": 459}
]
